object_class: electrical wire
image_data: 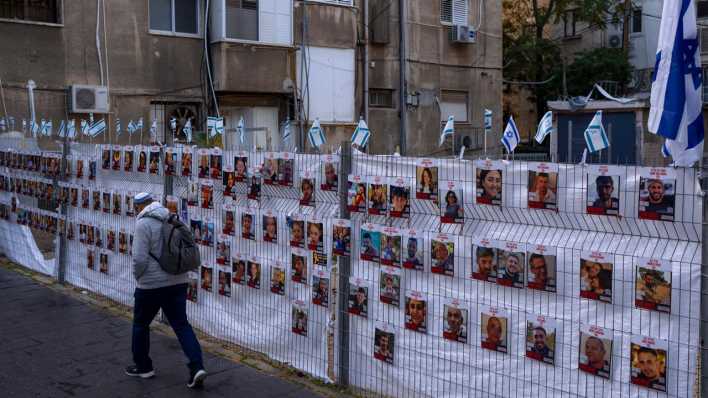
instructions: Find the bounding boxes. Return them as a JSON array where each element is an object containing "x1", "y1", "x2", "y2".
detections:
[
  {"x1": 96, "y1": 0, "x2": 104, "y2": 86},
  {"x1": 102, "y1": 0, "x2": 110, "y2": 93},
  {"x1": 0, "y1": 77, "x2": 8, "y2": 121},
  {"x1": 204, "y1": 0, "x2": 220, "y2": 117}
]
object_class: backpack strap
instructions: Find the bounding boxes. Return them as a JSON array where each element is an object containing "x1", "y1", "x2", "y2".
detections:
[{"x1": 141, "y1": 213, "x2": 166, "y2": 263}]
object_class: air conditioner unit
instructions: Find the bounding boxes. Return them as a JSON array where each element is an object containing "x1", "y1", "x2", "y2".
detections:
[
  {"x1": 451, "y1": 25, "x2": 476, "y2": 44},
  {"x1": 608, "y1": 34, "x2": 622, "y2": 48},
  {"x1": 68, "y1": 85, "x2": 109, "y2": 114}
]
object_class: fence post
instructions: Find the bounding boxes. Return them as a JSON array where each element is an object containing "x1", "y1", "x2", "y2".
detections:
[
  {"x1": 56, "y1": 132, "x2": 70, "y2": 283},
  {"x1": 702, "y1": 159, "x2": 708, "y2": 398},
  {"x1": 337, "y1": 140, "x2": 352, "y2": 388}
]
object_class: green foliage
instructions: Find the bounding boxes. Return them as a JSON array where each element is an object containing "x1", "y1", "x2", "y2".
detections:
[{"x1": 566, "y1": 48, "x2": 633, "y2": 96}]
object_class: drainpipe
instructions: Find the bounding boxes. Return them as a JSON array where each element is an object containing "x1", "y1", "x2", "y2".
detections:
[
  {"x1": 363, "y1": 0, "x2": 369, "y2": 124},
  {"x1": 398, "y1": 0, "x2": 407, "y2": 155}
]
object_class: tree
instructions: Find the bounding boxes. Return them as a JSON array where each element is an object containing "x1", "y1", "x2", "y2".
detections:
[
  {"x1": 566, "y1": 48, "x2": 633, "y2": 96},
  {"x1": 504, "y1": 0, "x2": 627, "y2": 120}
]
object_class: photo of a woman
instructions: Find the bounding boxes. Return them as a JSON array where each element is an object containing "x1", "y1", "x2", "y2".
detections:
[
  {"x1": 476, "y1": 168, "x2": 502, "y2": 205},
  {"x1": 416, "y1": 166, "x2": 438, "y2": 200}
]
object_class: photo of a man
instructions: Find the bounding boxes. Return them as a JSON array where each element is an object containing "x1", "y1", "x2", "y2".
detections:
[
  {"x1": 525, "y1": 317, "x2": 555, "y2": 365},
  {"x1": 291, "y1": 251, "x2": 308, "y2": 284},
  {"x1": 347, "y1": 282, "x2": 368, "y2": 317},
  {"x1": 181, "y1": 149, "x2": 192, "y2": 177},
  {"x1": 300, "y1": 178, "x2": 315, "y2": 206},
  {"x1": 209, "y1": 151, "x2": 222, "y2": 179},
  {"x1": 580, "y1": 253, "x2": 613, "y2": 303},
  {"x1": 578, "y1": 327, "x2": 612, "y2": 379},
  {"x1": 321, "y1": 161, "x2": 338, "y2": 191},
  {"x1": 164, "y1": 150, "x2": 176, "y2": 176},
  {"x1": 638, "y1": 176, "x2": 675, "y2": 221},
  {"x1": 200, "y1": 266, "x2": 213, "y2": 292},
  {"x1": 247, "y1": 260, "x2": 261, "y2": 289},
  {"x1": 291, "y1": 303, "x2": 308, "y2": 336},
  {"x1": 404, "y1": 294, "x2": 427, "y2": 333},
  {"x1": 368, "y1": 181, "x2": 388, "y2": 215},
  {"x1": 216, "y1": 238, "x2": 230, "y2": 265},
  {"x1": 380, "y1": 231, "x2": 401, "y2": 267},
  {"x1": 630, "y1": 337, "x2": 667, "y2": 392},
  {"x1": 403, "y1": 236, "x2": 424, "y2": 271},
  {"x1": 528, "y1": 167, "x2": 558, "y2": 210},
  {"x1": 443, "y1": 304, "x2": 468, "y2": 343},
  {"x1": 527, "y1": 252, "x2": 557, "y2": 292},
  {"x1": 200, "y1": 182, "x2": 213, "y2": 209},
  {"x1": 218, "y1": 270, "x2": 231, "y2": 297},
  {"x1": 480, "y1": 309, "x2": 508, "y2": 353},
  {"x1": 277, "y1": 158, "x2": 293, "y2": 187},
  {"x1": 497, "y1": 249, "x2": 524, "y2": 288},
  {"x1": 312, "y1": 274, "x2": 329, "y2": 307},
  {"x1": 270, "y1": 266, "x2": 285, "y2": 295},
  {"x1": 379, "y1": 268, "x2": 400, "y2": 307},
  {"x1": 635, "y1": 261, "x2": 672, "y2": 313},
  {"x1": 472, "y1": 245, "x2": 497, "y2": 283},
  {"x1": 234, "y1": 156, "x2": 247, "y2": 181},
  {"x1": 587, "y1": 174, "x2": 620, "y2": 216},
  {"x1": 373, "y1": 327, "x2": 395, "y2": 364},
  {"x1": 148, "y1": 149, "x2": 160, "y2": 175},
  {"x1": 223, "y1": 208, "x2": 235, "y2": 236},
  {"x1": 263, "y1": 215, "x2": 278, "y2": 243},
  {"x1": 198, "y1": 151, "x2": 209, "y2": 178},
  {"x1": 347, "y1": 179, "x2": 367, "y2": 213},
  {"x1": 431, "y1": 238, "x2": 454, "y2": 276},
  {"x1": 223, "y1": 169, "x2": 236, "y2": 196},
  {"x1": 232, "y1": 259, "x2": 246, "y2": 286},
  {"x1": 360, "y1": 227, "x2": 380, "y2": 262},
  {"x1": 187, "y1": 274, "x2": 198, "y2": 302},
  {"x1": 248, "y1": 173, "x2": 261, "y2": 201}
]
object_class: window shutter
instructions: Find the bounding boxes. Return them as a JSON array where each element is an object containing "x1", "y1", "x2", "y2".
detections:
[
  {"x1": 440, "y1": 0, "x2": 452, "y2": 23},
  {"x1": 259, "y1": 0, "x2": 292, "y2": 45},
  {"x1": 701, "y1": 28, "x2": 708, "y2": 54},
  {"x1": 452, "y1": 0, "x2": 468, "y2": 25}
]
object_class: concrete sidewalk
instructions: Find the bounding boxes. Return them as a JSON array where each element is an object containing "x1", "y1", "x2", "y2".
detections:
[{"x1": 0, "y1": 265, "x2": 326, "y2": 398}]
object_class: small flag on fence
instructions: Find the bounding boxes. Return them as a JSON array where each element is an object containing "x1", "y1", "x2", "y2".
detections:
[
  {"x1": 57, "y1": 120, "x2": 66, "y2": 138},
  {"x1": 207, "y1": 116, "x2": 224, "y2": 137},
  {"x1": 351, "y1": 117, "x2": 371, "y2": 148},
  {"x1": 282, "y1": 118, "x2": 291, "y2": 142},
  {"x1": 308, "y1": 118, "x2": 326, "y2": 149},
  {"x1": 115, "y1": 118, "x2": 122, "y2": 136},
  {"x1": 649, "y1": 0, "x2": 704, "y2": 167},
  {"x1": 30, "y1": 120, "x2": 40, "y2": 137},
  {"x1": 149, "y1": 119, "x2": 158, "y2": 141},
  {"x1": 136, "y1": 118, "x2": 144, "y2": 132},
  {"x1": 501, "y1": 116, "x2": 520, "y2": 153},
  {"x1": 583, "y1": 110, "x2": 609, "y2": 153},
  {"x1": 170, "y1": 117, "x2": 177, "y2": 132},
  {"x1": 127, "y1": 120, "x2": 136, "y2": 135},
  {"x1": 439, "y1": 115, "x2": 454, "y2": 146},
  {"x1": 89, "y1": 119, "x2": 106, "y2": 137},
  {"x1": 67, "y1": 120, "x2": 76, "y2": 139},
  {"x1": 237, "y1": 116, "x2": 245, "y2": 143},
  {"x1": 7, "y1": 117, "x2": 14, "y2": 131},
  {"x1": 0, "y1": 118, "x2": 6, "y2": 132},
  {"x1": 41, "y1": 119, "x2": 52, "y2": 136},
  {"x1": 183, "y1": 118, "x2": 193, "y2": 142},
  {"x1": 484, "y1": 109, "x2": 493, "y2": 134},
  {"x1": 662, "y1": 140, "x2": 671, "y2": 158},
  {"x1": 535, "y1": 111, "x2": 554, "y2": 144},
  {"x1": 22, "y1": 119, "x2": 27, "y2": 133},
  {"x1": 80, "y1": 119, "x2": 90, "y2": 136}
]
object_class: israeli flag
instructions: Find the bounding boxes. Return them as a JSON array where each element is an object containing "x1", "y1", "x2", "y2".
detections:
[
  {"x1": 534, "y1": 111, "x2": 554, "y2": 144},
  {"x1": 30, "y1": 120, "x2": 40, "y2": 137},
  {"x1": 8, "y1": 117, "x2": 14, "y2": 131},
  {"x1": 41, "y1": 119, "x2": 52, "y2": 136},
  {"x1": 115, "y1": 118, "x2": 122, "y2": 136},
  {"x1": 57, "y1": 120, "x2": 66, "y2": 137},
  {"x1": 484, "y1": 109, "x2": 493, "y2": 133},
  {"x1": 308, "y1": 118, "x2": 326, "y2": 149},
  {"x1": 0, "y1": 118, "x2": 6, "y2": 132},
  {"x1": 136, "y1": 118, "x2": 144, "y2": 131},
  {"x1": 649, "y1": 0, "x2": 704, "y2": 167},
  {"x1": 207, "y1": 116, "x2": 224, "y2": 137},
  {"x1": 149, "y1": 119, "x2": 158, "y2": 140},
  {"x1": 662, "y1": 140, "x2": 671, "y2": 158},
  {"x1": 351, "y1": 117, "x2": 371, "y2": 148},
  {"x1": 282, "y1": 118, "x2": 291, "y2": 142},
  {"x1": 583, "y1": 111, "x2": 609, "y2": 153},
  {"x1": 89, "y1": 119, "x2": 106, "y2": 137},
  {"x1": 438, "y1": 115, "x2": 454, "y2": 146},
  {"x1": 67, "y1": 120, "x2": 76, "y2": 139},
  {"x1": 501, "y1": 116, "x2": 520, "y2": 153},
  {"x1": 80, "y1": 119, "x2": 90, "y2": 136},
  {"x1": 170, "y1": 117, "x2": 177, "y2": 132},
  {"x1": 237, "y1": 116, "x2": 245, "y2": 143},
  {"x1": 127, "y1": 120, "x2": 136, "y2": 135},
  {"x1": 183, "y1": 118, "x2": 193, "y2": 142}
]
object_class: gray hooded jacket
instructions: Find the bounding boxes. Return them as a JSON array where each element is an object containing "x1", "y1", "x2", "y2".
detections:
[{"x1": 133, "y1": 201, "x2": 189, "y2": 289}]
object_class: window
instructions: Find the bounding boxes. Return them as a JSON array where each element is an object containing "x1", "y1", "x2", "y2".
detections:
[
  {"x1": 440, "y1": 0, "x2": 468, "y2": 25},
  {"x1": 703, "y1": 68, "x2": 708, "y2": 103},
  {"x1": 701, "y1": 28, "x2": 708, "y2": 54},
  {"x1": 309, "y1": 0, "x2": 352, "y2": 5},
  {"x1": 564, "y1": 9, "x2": 577, "y2": 38},
  {"x1": 297, "y1": 46, "x2": 355, "y2": 123},
  {"x1": 631, "y1": 8, "x2": 642, "y2": 34},
  {"x1": 0, "y1": 0, "x2": 61, "y2": 24},
  {"x1": 226, "y1": 0, "x2": 258, "y2": 40},
  {"x1": 698, "y1": 1, "x2": 708, "y2": 19},
  {"x1": 149, "y1": 0, "x2": 199, "y2": 35},
  {"x1": 370, "y1": 89, "x2": 394, "y2": 108},
  {"x1": 439, "y1": 90, "x2": 468, "y2": 122}
]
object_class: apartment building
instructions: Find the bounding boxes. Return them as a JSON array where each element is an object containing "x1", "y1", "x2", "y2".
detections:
[{"x1": 0, "y1": 0, "x2": 502, "y2": 156}]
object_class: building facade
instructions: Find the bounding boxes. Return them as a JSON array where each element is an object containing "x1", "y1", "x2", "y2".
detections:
[{"x1": 0, "y1": 0, "x2": 501, "y2": 155}]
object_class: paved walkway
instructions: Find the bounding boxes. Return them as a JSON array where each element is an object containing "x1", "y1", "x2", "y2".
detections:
[{"x1": 0, "y1": 266, "x2": 324, "y2": 398}]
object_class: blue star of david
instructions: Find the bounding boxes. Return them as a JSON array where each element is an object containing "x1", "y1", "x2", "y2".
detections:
[
  {"x1": 683, "y1": 38, "x2": 702, "y2": 89},
  {"x1": 505, "y1": 131, "x2": 513, "y2": 138}
]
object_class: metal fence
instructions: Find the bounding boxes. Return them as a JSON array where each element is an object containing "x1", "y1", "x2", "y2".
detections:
[{"x1": 0, "y1": 131, "x2": 704, "y2": 398}]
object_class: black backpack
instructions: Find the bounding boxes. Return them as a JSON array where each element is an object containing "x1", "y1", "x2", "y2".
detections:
[{"x1": 146, "y1": 213, "x2": 200, "y2": 275}]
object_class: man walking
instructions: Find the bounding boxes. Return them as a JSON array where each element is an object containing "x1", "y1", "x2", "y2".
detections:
[{"x1": 125, "y1": 192, "x2": 207, "y2": 388}]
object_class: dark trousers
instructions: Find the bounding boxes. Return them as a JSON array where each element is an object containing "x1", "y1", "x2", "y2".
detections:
[{"x1": 132, "y1": 283, "x2": 203, "y2": 372}]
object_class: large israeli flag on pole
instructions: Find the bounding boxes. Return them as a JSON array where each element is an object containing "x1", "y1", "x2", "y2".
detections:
[
  {"x1": 535, "y1": 111, "x2": 554, "y2": 143},
  {"x1": 351, "y1": 117, "x2": 371, "y2": 148},
  {"x1": 439, "y1": 115, "x2": 454, "y2": 146},
  {"x1": 649, "y1": 0, "x2": 704, "y2": 167},
  {"x1": 308, "y1": 118, "x2": 326, "y2": 149},
  {"x1": 584, "y1": 111, "x2": 609, "y2": 153},
  {"x1": 501, "y1": 116, "x2": 520, "y2": 153}
]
